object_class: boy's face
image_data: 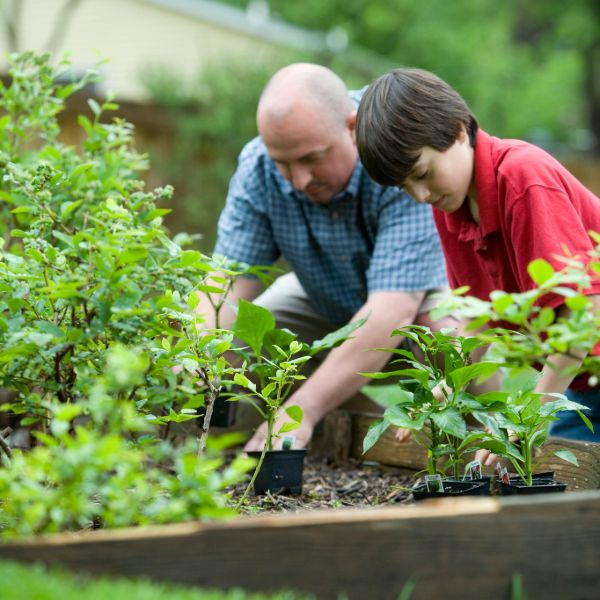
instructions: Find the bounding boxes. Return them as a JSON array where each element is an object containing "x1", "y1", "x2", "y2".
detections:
[{"x1": 401, "y1": 128, "x2": 475, "y2": 213}]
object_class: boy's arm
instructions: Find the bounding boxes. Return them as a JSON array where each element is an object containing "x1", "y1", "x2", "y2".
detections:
[
  {"x1": 533, "y1": 295, "x2": 600, "y2": 398},
  {"x1": 243, "y1": 290, "x2": 428, "y2": 451}
]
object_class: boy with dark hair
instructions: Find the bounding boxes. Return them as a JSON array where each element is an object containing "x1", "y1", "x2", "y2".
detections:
[{"x1": 355, "y1": 67, "x2": 600, "y2": 442}]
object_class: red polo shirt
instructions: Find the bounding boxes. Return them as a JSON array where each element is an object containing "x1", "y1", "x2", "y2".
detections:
[{"x1": 434, "y1": 129, "x2": 600, "y2": 390}]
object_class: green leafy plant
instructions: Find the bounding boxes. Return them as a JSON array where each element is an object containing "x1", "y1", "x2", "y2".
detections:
[
  {"x1": 231, "y1": 299, "x2": 366, "y2": 503},
  {"x1": 362, "y1": 326, "x2": 502, "y2": 477},
  {"x1": 0, "y1": 51, "x2": 264, "y2": 535},
  {"x1": 426, "y1": 252, "x2": 600, "y2": 485},
  {"x1": 0, "y1": 51, "x2": 233, "y2": 440},
  {"x1": 0, "y1": 346, "x2": 253, "y2": 539},
  {"x1": 471, "y1": 367, "x2": 591, "y2": 486}
]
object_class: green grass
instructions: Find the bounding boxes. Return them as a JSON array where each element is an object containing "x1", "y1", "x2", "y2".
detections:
[{"x1": 0, "y1": 560, "x2": 313, "y2": 600}]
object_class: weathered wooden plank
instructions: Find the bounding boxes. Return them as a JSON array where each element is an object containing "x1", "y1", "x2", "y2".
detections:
[
  {"x1": 535, "y1": 437, "x2": 600, "y2": 489},
  {"x1": 2, "y1": 492, "x2": 600, "y2": 600},
  {"x1": 351, "y1": 414, "x2": 600, "y2": 489},
  {"x1": 310, "y1": 410, "x2": 352, "y2": 463}
]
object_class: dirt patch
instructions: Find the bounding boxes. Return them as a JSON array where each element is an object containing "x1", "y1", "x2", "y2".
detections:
[{"x1": 229, "y1": 455, "x2": 418, "y2": 514}]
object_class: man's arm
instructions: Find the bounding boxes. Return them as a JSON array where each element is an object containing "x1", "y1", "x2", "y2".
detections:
[{"x1": 243, "y1": 290, "x2": 426, "y2": 451}]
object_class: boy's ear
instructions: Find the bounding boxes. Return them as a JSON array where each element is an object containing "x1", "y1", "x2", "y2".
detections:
[{"x1": 458, "y1": 124, "x2": 469, "y2": 144}]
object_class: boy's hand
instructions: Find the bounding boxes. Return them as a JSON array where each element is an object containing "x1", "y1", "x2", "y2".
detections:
[{"x1": 395, "y1": 428, "x2": 412, "y2": 443}]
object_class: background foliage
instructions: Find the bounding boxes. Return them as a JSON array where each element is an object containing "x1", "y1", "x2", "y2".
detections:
[{"x1": 144, "y1": 0, "x2": 600, "y2": 249}]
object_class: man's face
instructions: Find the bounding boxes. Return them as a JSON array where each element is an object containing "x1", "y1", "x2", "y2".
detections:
[
  {"x1": 401, "y1": 129, "x2": 475, "y2": 213},
  {"x1": 259, "y1": 108, "x2": 358, "y2": 204}
]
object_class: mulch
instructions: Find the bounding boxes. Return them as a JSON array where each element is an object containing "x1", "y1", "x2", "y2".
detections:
[{"x1": 229, "y1": 455, "x2": 419, "y2": 514}]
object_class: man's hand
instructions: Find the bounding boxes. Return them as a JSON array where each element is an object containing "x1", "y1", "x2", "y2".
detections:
[{"x1": 243, "y1": 408, "x2": 315, "y2": 452}]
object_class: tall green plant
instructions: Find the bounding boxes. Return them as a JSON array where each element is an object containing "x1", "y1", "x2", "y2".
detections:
[
  {"x1": 231, "y1": 299, "x2": 366, "y2": 503},
  {"x1": 362, "y1": 326, "x2": 502, "y2": 477},
  {"x1": 0, "y1": 52, "x2": 230, "y2": 435}
]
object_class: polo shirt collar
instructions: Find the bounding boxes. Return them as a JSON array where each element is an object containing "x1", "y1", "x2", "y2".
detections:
[{"x1": 437, "y1": 129, "x2": 500, "y2": 237}]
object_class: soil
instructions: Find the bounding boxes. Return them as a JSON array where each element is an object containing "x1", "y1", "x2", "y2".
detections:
[{"x1": 229, "y1": 455, "x2": 418, "y2": 514}]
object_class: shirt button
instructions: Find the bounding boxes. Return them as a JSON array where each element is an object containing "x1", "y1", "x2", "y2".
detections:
[{"x1": 331, "y1": 211, "x2": 339, "y2": 220}]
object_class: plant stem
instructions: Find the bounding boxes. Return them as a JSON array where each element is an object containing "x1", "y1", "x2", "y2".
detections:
[
  {"x1": 236, "y1": 414, "x2": 274, "y2": 508},
  {"x1": 0, "y1": 432, "x2": 12, "y2": 461},
  {"x1": 197, "y1": 374, "x2": 220, "y2": 457},
  {"x1": 523, "y1": 433, "x2": 532, "y2": 486}
]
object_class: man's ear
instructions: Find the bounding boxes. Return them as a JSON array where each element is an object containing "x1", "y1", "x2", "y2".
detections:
[{"x1": 347, "y1": 111, "x2": 357, "y2": 143}]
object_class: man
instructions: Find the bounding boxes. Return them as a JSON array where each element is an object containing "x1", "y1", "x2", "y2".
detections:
[{"x1": 200, "y1": 63, "x2": 448, "y2": 451}]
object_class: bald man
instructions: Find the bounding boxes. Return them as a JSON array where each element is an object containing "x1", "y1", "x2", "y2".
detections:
[{"x1": 199, "y1": 63, "x2": 448, "y2": 451}]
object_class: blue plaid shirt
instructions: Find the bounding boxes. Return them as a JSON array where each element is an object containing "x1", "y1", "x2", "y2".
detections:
[{"x1": 214, "y1": 91, "x2": 447, "y2": 325}]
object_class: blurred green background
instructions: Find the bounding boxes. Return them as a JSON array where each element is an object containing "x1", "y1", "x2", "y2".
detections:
[{"x1": 135, "y1": 1, "x2": 600, "y2": 250}]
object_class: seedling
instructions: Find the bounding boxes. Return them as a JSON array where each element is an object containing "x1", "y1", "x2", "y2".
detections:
[
  {"x1": 362, "y1": 326, "x2": 502, "y2": 478},
  {"x1": 232, "y1": 299, "x2": 366, "y2": 503},
  {"x1": 472, "y1": 367, "x2": 592, "y2": 486}
]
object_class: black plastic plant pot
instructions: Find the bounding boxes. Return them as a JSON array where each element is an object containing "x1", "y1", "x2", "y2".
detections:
[
  {"x1": 412, "y1": 478, "x2": 491, "y2": 501},
  {"x1": 508, "y1": 471, "x2": 555, "y2": 483},
  {"x1": 199, "y1": 395, "x2": 237, "y2": 428},
  {"x1": 447, "y1": 476, "x2": 492, "y2": 494},
  {"x1": 246, "y1": 449, "x2": 307, "y2": 495},
  {"x1": 500, "y1": 477, "x2": 566, "y2": 496}
]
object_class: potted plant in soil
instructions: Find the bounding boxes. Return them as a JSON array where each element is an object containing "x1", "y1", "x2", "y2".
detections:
[
  {"x1": 362, "y1": 325, "x2": 503, "y2": 499},
  {"x1": 231, "y1": 299, "x2": 366, "y2": 503},
  {"x1": 428, "y1": 257, "x2": 598, "y2": 494},
  {"x1": 472, "y1": 368, "x2": 593, "y2": 495}
]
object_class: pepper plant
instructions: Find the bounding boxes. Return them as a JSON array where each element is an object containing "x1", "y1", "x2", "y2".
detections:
[
  {"x1": 469, "y1": 367, "x2": 591, "y2": 485},
  {"x1": 362, "y1": 325, "x2": 503, "y2": 477},
  {"x1": 426, "y1": 253, "x2": 599, "y2": 484}
]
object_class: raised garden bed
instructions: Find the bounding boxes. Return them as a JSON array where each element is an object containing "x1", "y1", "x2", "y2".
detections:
[{"x1": 2, "y1": 490, "x2": 600, "y2": 600}]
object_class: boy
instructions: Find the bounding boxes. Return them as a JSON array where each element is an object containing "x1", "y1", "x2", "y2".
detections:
[{"x1": 355, "y1": 67, "x2": 600, "y2": 441}]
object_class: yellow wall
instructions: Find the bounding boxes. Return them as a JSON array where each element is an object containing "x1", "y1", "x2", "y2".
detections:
[{"x1": 1, "y1": 0, "x2": 283, "y2": 101}]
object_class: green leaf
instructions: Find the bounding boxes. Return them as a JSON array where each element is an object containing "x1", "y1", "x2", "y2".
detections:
[
  {"x1": 310, "y1": 315, "x2": 368, "y2": 355},
  {"x1": 527, "y1": 258, "x2": 554, "y2": 285},
  {"x1": 554, "y1": 449, "x2": 579, "y2": 466},
  {"x1": 69, "y1": 163, "x2": 94, "y2": 180},
  {"x1": 88, "y1": 98, "x2": 101, "y2": 116},
  {"x1": 278, "y1": 421, "x2": 300, "y2": 434},
  {"x1": 565, "y1": 295, "x2": 590, "y2": 312},
  {"x1": 60, "y1": 200, "x2": 83, "y2": 219},
  {"x1": 179, "y1": 250, "x2": 203, "y2": 267},
  {"x1": 430, "y1": 407, "x2": 467, "y2": 438},
  {"x1": 491, "y1": 292, "x2": 514, "y2": 314},
  {"x1": 118, "y1": 247, "x2": 148, "y2": 264},
  {"x1": 26, "y1": 248, "x2": 45, "y2": 264},
  {"x1": 362, "y1": 419, "x2": 389, "y2": 453},
  {"x1": 284, "y1": 405, "x2": 303, "y2": 423},
  {"x1": 449, "y1": 361, "x2": 499, "y2": 390},
  {"x1": 384, "y1": 406, "x2": 427, "y2": 430},
  {"x1": 361, "y1": 384, "x2": 413, "y2": 408},
  {"x1": 233, "y1": 299, "x2": 275, "y2": 358}
]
